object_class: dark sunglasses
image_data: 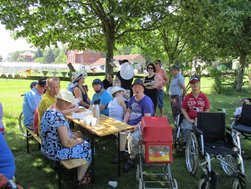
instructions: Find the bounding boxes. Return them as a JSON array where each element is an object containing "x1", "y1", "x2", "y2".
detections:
[{"x1": 147, "y1": 67, "x2": 153, "y2": 70}]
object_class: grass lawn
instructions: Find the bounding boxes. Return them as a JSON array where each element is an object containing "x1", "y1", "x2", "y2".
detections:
[{"x1": 0, "y1": 77, "x2": 250, "y2": 189}]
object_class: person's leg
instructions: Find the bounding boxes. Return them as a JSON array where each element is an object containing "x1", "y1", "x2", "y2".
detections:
[
  {"x1": 180, "y1": 119, "x2": 194, "y2": 143},
  {"x1": 157, "y1": 90, "x2": 164, "y2": 116},
  {"x1": 171, "y1": 96, "x2": 182, "y2": 120},
  {"x1": 119, "y1": 132, "x2": 127, "y2": 152},
  {"x1": 124, "y1": 131, "x2": 140, "y2": 172},
  {"x1": 77, "y1": 160, "x2": 90, "y2": 181}
]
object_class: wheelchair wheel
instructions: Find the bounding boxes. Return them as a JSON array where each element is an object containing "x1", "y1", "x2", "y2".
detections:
[
  {"x1": 221, "y1": 155, "x2": 237, "y2": 176},
  {"x1": 198, "y1": 177, "x2": 210, "y2": 189},
  {"x1": 185, "y1": 132, "x2": 199, "y2": 176},
  {"x1": 173, "y1": 127, "x2": 182, "y2": 152}
]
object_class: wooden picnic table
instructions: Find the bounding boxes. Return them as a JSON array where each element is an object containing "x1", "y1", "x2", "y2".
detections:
[{"x1": 66, "y1": 109, "x2": 134, "y2": 181}]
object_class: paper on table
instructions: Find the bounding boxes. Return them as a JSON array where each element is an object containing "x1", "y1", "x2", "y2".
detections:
[{"x1": 71, "y1": 109, "x2": 92, "y2": 120}]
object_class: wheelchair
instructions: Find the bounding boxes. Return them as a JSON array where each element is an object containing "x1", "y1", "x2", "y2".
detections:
[
  {"x1": 173, "y1": 113, "x2": 185, "y2": 152},
  {"x1": 185, "y1": 112, "x2": 246, "y2": 189},
  {"x1": 231, "y1": 103, "x2": 251, "y2": 156}
]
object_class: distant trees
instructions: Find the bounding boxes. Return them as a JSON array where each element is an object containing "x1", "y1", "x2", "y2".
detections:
[{"x1": 45, "y1": 49, "x2": 55, "y2": 64}]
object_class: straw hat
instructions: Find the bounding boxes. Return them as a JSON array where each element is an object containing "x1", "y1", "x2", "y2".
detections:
[
  {"x1": 120, "y1": 62, "x2": 134, "y2": 80},
  {"x1": 56, "y1": 89, "x2": 76, "y2": 104},
  {"x1": 72, "y1": 72, "x2": 87, "y2": 83},
  {"x1": 111, "y1": 86, "x2": 125, "y2": 96}
]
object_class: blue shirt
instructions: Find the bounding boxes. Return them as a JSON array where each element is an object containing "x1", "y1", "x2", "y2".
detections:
[
  {"x1": 128, "y1": 95, "x2": 154, "y2": 125},
  {"x1": 23, "y1": 88, "x2": 42, "y2": 127},
  {"x1": 0, "y1": 134, "x2": 15, "y2": 179},
  {"x1": 169, "y1": 73, "x2": 185, "y2": 96},
  {"x1": 91, "y1": 90, "x2": 112, "y2": 116}
]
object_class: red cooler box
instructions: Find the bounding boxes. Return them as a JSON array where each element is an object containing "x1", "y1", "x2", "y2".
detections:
[{"x1": 141, "y1": 117, "x2": 173, "y2": 163}]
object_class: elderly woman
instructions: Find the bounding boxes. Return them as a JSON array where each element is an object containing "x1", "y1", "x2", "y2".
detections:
[
  {"x1": 40, "y1": 89, "x2": 92, "y2": 185},
  {"x1": 72, "y1": 73, "x2": 90, "y2": 108}
]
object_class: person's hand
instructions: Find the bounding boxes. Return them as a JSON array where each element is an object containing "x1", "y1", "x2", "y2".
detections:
[
  {"x1": 76, "y1": 137, "x2": 84, "y2": 143},
  {"x1": 187, "y1": 118, "x2": 195, "y2": 124}
]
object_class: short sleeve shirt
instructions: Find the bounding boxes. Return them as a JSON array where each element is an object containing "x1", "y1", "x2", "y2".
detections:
[
  {"x1": 169, "y1": 73, "x2": 184, "y2": 96},
  {"x1": 127, "y1": 95, "x2": 154, "y2": 125},
  {"x1": 182, "y1": 92, "x2": 210, "y2": 120},
  {"x1": 91, "y1": 90, "x2": 112, "y2": 116}
]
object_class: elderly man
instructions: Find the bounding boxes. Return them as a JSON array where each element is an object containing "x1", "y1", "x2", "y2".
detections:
[
  {"x1": 123, "y1": 78, "x2": 154, "y2": 172},
  {"x1": 91, "y1": 78, "x2": 112, "y2": 116},
  {"x1": 169, "y1": 64, "x2": 186, "y2": 120},
  {"x1": 37, "y1": 77, "x2": 60, "y2": 134},
  {"x1": 23, "y1": 78, "x2": 47, "y2": 129},
  {"x1": 181, "y1": 75, "x2": 210, "y2": 144}
]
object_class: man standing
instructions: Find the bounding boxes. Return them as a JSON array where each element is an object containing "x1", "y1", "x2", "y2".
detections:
[
  {"x1": 154, "y1": 60, "x2": 168, "y2": 116},
  {"x1": 181, "y1": 76, "x2": 210, "y2": 143},
  {"x1": 37, "y1": 77, "x2": 60, "y2": 133},
  {"x1": 91, "y1": 79, "x2": 112, "y2": 116},
  {"x1": 23, "y1": 78, "x2": 47, "y2": 129},
  {"x1": 169, "y1": 64, "x2": 186, "y2": 120},
  {"x1": 123, "y1": 79, "x2": 154, "y2": 172}
]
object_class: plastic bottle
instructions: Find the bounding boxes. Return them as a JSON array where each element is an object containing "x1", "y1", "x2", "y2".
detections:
[{"x1": 95, "y1": 104, "x2": 100, "y2": 119}]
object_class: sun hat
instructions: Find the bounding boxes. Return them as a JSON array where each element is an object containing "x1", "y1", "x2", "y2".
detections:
[
  {"x1": 38, "y1": 77, "x2": 47, "y2": 87},
  {"x1": 92, "y1": 78, "x2": 103, "y2": 85},
  {"x1": 111, "y1": 86, "x2": 125, "y2": 96},
  {"x1": 132, "y1": 78, "x2": 144, "y2": 87},
  {"x1": 72, "y1": 72, "x2": 87, "y2": 83},
  {"x1": 55, "y1": 89, "x2": 76, "y2": 104},
  {"x1": 189, "y1": 75, "x2": 200, "y2": 83},
  {"x1": 120, "y1": 62, "x2": 134, "y2": 80}
]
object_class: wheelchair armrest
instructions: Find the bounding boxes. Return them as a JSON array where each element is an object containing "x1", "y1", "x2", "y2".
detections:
[
  {"x1": 192, "y1": 125, "x2": 203, "y2": 135},
  {"x1": 217, "y1": 108, "x2": 226, "y2": 113}
]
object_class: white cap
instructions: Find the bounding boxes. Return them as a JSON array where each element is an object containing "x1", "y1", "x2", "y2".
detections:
[
  {"x1": 111, "y1": 86, "x2": 125, "y2": 96},
  {"x1": 56, "y1": 89, "x2": 76, "y2": 104},
  {"x1": 120, "y1": 62, "x2": 134, "y2": 80}
]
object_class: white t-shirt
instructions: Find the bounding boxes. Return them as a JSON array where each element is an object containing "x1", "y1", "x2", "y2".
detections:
[{"x1": 108, "y1": 98, "x2": 124, "y2": 122}]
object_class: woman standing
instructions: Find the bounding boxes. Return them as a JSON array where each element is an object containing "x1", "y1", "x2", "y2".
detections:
[
  {"x1": 40, "y1": 90, "x2": 92, "y2": 185},
  {"x1": 72, "y1": 73, "x2": 90, "y2": 108},
  {"x1": 143, "y1": 63, "x2": 159, "y2": 113}
]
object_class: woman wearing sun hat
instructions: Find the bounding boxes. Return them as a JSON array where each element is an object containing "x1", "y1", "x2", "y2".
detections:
[
  {"x1": 40, "y1": 89, "x2": 92, "y2": 185},
  {"x1": 72, "y1": 72, "x2": 90, "y2": 108}
]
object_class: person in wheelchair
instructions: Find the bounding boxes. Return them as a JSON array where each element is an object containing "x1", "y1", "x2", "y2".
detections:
[
  {"x1": 234, "y1": 98, "x2": 251, "y2": 117},
  {"x1": 180, "y1": 75, "x2": 210, "y2": 146}
]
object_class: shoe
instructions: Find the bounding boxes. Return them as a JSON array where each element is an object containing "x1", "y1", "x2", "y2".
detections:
[
  {"x1": 111, "y1": 151, "x2": 128, "y2": 164},
  {"x1": 123, "y1": 158, "x2": 135, "y2": 172}
]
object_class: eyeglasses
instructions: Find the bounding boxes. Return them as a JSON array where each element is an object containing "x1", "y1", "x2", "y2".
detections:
[{"x1": 147, "y1": 67, "x2": 153, "y2": 70}]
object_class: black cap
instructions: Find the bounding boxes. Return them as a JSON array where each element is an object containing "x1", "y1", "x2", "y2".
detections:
[
  {"x1": 38, "y1": 78, "x2": 47, "y2": 87},
  {"x1": 92, "y1": 78, "x2": 103, "y2": 85},
  {"x1": 170, "y1": 64, "x2": 180, "y2": 70},
  {"x1": 29, "y1": 81, "x2": 37, "y2": 89},
  {"x1": 132, "y1": 78, "x2": 144, "y2": 87}
]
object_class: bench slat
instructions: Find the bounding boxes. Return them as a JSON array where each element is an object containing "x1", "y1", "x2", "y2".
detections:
[{"x1": 27, "y1": 129, "x2": 41, "y2": 144}]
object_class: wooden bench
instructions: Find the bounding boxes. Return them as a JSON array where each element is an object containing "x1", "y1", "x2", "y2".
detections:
[{"x1": 25, "y1": 128, "x2": 86, "y2": 189}]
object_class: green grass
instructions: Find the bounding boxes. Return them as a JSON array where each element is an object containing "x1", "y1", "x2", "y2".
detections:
[{"x1": 0, "y1": 77, "x2": 251, "y2": 189}]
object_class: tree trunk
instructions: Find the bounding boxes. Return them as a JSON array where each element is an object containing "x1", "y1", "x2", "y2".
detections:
[
  {"x1": 236, "y1": 52, "x2": 247, "y2": 92},
  {"x1": 105, "y1": 34, "x2": 114, "y2": 75}
]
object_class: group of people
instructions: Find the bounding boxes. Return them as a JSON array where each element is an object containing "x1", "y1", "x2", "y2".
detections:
[{"x1": 0, "y1": 59, "x2": 213, "y2": 187}]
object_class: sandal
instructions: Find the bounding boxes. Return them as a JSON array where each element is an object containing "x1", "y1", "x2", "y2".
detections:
[{"x1": 78, "y1": 173, "x2": 91, "y2": 186}]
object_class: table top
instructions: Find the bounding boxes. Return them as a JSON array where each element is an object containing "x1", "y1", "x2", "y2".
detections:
[{"x1": 67, "y1": 110, "x2": 134, "y2": 137}]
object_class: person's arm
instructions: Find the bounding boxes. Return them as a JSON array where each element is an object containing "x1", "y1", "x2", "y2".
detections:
[
  {"x1": 178, "y1": 77, "x2": 186, "y2": 99},
  {"x1": 181, "y1": 108, "x2": 195, "y2": 123},
  {"x1": 117, "y1": 96, "x2": 127, "y2": 112},
  {"x1": 123, "y1": 108, "x2": 131, "y2": 123},
  {"x1": 73, "y1": 87, "x2": 89, "y2": 108},
  {"x1": 146, "y1": 74, "x2": 160, "y2": 89},
  {"x1": 204, "y1": 94, "x2": 210, "y2": 112},
  {"x1": 57, "y1": 126, "x2": 83, "y2": 148},
  {"x1": 162, "y1": 69, "x2": 169, "y2": 86},
  {"x1": 99, "y1": 92, "x2": 112, "y2": 111}
]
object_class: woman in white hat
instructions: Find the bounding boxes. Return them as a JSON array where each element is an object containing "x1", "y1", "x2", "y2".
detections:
[
  {"x1": 71, "y1": 73, "x2": 90, "y2": 109},
  {"x1": 40, "y1": 89, "x2": 92, "y2": 185}
]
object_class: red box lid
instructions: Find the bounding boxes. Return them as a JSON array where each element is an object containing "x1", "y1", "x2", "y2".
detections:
[{"x1": 141, "y1": 117, "x2": 173, "y2": 142}]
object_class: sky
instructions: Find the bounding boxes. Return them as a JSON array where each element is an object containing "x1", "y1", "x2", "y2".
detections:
[{"x1": 0, "y1": 24, "x2": 34, "y2": 60}]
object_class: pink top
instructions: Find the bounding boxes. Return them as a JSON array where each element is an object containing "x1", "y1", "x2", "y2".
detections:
[{"x1": 156, "y1": 69, "x2": 165, "y2": 90}]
